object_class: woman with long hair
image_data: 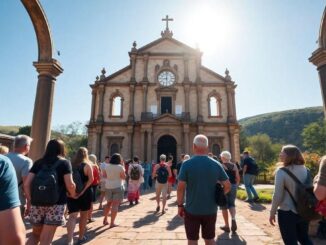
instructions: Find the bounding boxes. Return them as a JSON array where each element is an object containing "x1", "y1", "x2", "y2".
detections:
[
  {"x1": 87, "y1": 154, "x2": 100, "y2": 223},
  {"x1": 25, "y1": 139, "x2": 76, "y2": 245},
  {"x1": 102, "y1": 153, "x2": 126, "y2": 227},
  {"x1": 66, "y1": 147, "x2": 94, "y2": 245},
  {"x1": 269, "y1": 145, "x2": 313, "y2": 245},
  {"x1": 219, "y1": 151, "x2": 240, "y2": 233}
]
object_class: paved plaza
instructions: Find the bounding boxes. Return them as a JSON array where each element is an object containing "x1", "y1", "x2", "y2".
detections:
[{"x1": 26, "y1": 190, "x2": 281, "y2": 245}]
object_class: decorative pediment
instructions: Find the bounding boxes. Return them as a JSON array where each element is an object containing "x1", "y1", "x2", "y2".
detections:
[
  {"x1": 137, "y1": 38, "x2": 197, "y2": 55},
  {"x1": 153, "y1": 113, "x2": 182, "y2": 124},
  {"x1": 200, "y1": 66, "x2": 226, "y2": 83},
  {"x1": 101, "y1": 65, "x2": 132, "y2": 83}
]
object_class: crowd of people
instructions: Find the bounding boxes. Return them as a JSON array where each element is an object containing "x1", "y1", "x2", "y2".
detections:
[{"x1": 0, "y1": 133, "x2": 325, "y2": 245}]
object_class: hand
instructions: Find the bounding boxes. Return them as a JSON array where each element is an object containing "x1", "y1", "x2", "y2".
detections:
[
  {"x1": 178, "y1": 207, "x2": 185, "y2": 218},
  {"x1": 24, "y1": 203, "x2": 31, "y2": 217},
  {"x1": 269, "y1": 215, "x2": 276, "y2": 226}
]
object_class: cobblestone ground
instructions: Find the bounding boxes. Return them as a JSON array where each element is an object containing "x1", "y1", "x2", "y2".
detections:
[{"x1": 26, "y1": 189, "x2": 325, "y2": 244}]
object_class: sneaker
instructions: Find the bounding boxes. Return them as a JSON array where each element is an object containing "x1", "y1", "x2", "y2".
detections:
[
  {"x1": 76, "y1": 235, "x2": 88, "y2": 245},
  {"x1": 135, "y1": 200, "x2": 139, "y2": 204},
  {"x1": 253, "y1": 196, "x2": 260, "y2": 202},
  {"x1": 244, "y1": 198, "x2": 253, "y2": 203},
  {"x1": 220, "y1": 226, "x2": 230, "y2": 232},
  {"x1": 231, "y1": 220, "x2": 237, "y2": 232},
  {"x1": 129, "y1": 201, "x2": 133, "y2": 206}
]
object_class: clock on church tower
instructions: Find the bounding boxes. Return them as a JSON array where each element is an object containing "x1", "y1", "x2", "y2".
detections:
[{"x1": 158, "y1": 70, "x2": 175, "y2": 86}]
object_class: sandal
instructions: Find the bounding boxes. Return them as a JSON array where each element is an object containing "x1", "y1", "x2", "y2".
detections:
[
  {"x1": 103, "y1": 220, "x2": 109, "y2": 226},
  {"x1": 220, "y1": 226, "x2": 230, "y2": 232},
  {"x1": 156, "y1": 206, "x2": 160, "y2": 212}
]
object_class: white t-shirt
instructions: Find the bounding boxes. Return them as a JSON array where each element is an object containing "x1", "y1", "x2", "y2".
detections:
[{"x1": 105, "y1": 163, "x2": 125, "y2": 189}]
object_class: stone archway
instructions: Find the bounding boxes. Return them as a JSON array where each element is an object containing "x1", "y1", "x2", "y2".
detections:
[
  {"x1": 157, "y1": 135, "x2": 177, "y2": 163},
  {"x1": 21, "y1": 0, "x2": 63, "y2": 160},
  {"x1": 310, "y1": 7, "x2": 326, "y2": 118}
]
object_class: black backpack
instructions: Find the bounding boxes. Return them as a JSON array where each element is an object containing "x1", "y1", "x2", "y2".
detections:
[
  {"x1": 156, "y1": 164, "x2": 169, "y2": 184},
  {"x1": 31, "y1": 160, "x2": 61, "y2": 206},
  {"x1": 130, "y1": 165, "x2": 141, "y2": 180},
  {"x1": 72, "y1": 165, "x2": 85, "y2": 194},
  {"x1": 281, "y1": 167, "x2": 321, "y2": 221}
]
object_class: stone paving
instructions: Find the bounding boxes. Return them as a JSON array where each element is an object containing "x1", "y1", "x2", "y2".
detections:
[{"x1": 32, "y1": 190, "x2": 278, "y2": 245}]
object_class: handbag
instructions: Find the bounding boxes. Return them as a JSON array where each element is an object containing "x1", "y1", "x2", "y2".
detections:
[{"x1": 215, "y1": 183, "x2": 227, "y2": 206}]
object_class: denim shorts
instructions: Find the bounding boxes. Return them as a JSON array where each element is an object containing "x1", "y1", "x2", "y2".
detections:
[{"x1": 220, "y1": 184, "x2": 237, "y2": 209}]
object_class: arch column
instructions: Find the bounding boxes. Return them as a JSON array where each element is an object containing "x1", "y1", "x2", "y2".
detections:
[{"x1": 29, "y1": 61, "x2": 63, "y2": 159}]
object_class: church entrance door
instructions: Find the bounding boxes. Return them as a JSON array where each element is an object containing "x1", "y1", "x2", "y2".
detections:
[{"x1": 157, "y1": 135, "x2": 177, "y2": 163}]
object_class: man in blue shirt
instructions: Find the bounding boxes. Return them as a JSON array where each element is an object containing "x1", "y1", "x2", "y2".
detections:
[
  {"x1": 177, "y1": 134, "x2": 230, "y2": 245},
  {"x1": 0, "y1": 155, "x2": 25, "y2": 245}
]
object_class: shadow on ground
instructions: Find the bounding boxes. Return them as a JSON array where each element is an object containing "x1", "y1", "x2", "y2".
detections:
[
  {"x1": 217, "y1": 232, "x2": 247, "y2": 244},
  {"x1": 166, "y1": 214, "x2": 184, "y2": 231},
  {"x1": 133, "y1": 211, "x2": 161, "y2": 228}
]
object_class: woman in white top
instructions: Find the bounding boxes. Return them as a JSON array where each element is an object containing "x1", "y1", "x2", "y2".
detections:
[
  {"x1": 269, "y1": 145, "x2": 313, "y2": 245},
  {"x1": 102, "y1": 153, "x2": 126, "y2": 227}
]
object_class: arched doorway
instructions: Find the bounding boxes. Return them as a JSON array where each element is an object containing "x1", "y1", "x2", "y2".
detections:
[
  {"x1": 212, "y1": 143, "x2": 221, "y2": 157},
  {"x1": 157, "y1": 135, "x2": 177, "y2": 163}
]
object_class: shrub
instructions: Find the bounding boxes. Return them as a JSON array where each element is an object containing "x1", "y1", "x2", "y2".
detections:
[{"x1": 236, "y1": 188, "x2": 273, "y2": 203}]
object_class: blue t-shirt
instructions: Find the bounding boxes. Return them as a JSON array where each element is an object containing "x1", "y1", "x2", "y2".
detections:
[
  {"x1": 178, "y1": 155, "x2": 228, "y2": 215},
  {"x1": 0, "y1": 155, "x2": 21, "y2": 211}
]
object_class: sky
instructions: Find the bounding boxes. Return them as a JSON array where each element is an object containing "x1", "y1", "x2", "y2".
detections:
[{"x1": 0, "y1": 0, "x2": 325, "y2": 128}]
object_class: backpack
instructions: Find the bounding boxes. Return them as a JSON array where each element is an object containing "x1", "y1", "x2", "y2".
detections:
[
  {"x1": 31, "y1": 160, "x2": 62, "y2": 206},
  {"x1": 281, "y1": 167, "x2": 321, "y2": 221},
  {"x1": 72, "y1": 165, "x2": 85, "y2": 194},
  {"x1": 92, "y1": 165, "x2": 100, "y2": 186},
  {"x1": 130, "y1": 165, "x2": 141, "y2": 180},
  {"x1": 156, "y1": 164, "x2": 169, "y2": 184}
]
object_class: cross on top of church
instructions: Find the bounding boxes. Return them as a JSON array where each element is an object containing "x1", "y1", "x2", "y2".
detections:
[{"x1": 162, "y1": 15, "x2": 173, "y2": 30}]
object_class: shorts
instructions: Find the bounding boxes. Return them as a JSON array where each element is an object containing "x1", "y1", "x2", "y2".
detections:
[
  {"x1": 220, "y1": 184, "x2": 237, "y2": 209},
  {"x1": 30, "y1": 204, "x2": 65, "y2": 226},
  {"x1": 106, "y1": 186, "x2": 124, "y2": 202},
  {"x1": 184, "y1": 210, "x2": 217, "y2": 240},
  {"x1": 100, "y1": 181, "x2": 106, "y2": 192},
  {"x1": 67, "y1": 188, "x2": 92, "y2": 214},
  {"x1": 155, "y1": 181, "x2": 168, "y2": 197}
]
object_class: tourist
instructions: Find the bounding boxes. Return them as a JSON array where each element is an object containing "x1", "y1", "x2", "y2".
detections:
[
  {"x1": 98, "y1": 156, "x2": 110, "y2": 209},
  {"x1": 242, "y1": 151, "x2": 259, "y2": 202},
  {"x1": 6, "y1": 135, "x2": 33, "y2": 216},
  {"x1": 219, "y1": 151, "x2": 240, "y2": 233},
  {"x1": 102, "y1": 153, "x2": 126, "y2": 227},
  {"x1": 0, "y1": 155, "x2": 25, "y2": 245},
  {"x1": 269, "y1": 145, "x2": 313, "y2": 245},
  {"x1": 25, "y1": 139, "x2": 76, "y2": 245},
  {"x1": 0, "y1": 145, "x2": 9, "y2": 154},
  {"x1": 167, "y1": 155, "x2": 176, "y2": 199},
  {"x1": 314, "y1": 156, "x2": 326, "y2": 201},
  {"x1": 141, "y1": 160, "x2": 151, "y2": 191},
  {"x1": 127, "y1": 156, "x2": 144, "y2": 205},
  {"x1": 87, "y1": 154, "x2": 100, "y2": 223},
  {"x1": 66, "y1": 147, "x2": 94, "y2": 245},
  {"x1": 176, "y1": 154, "x2": 190, "y2": 178},
  {"x1": 177, "y1": 134, "x2": 230, "y2": 245},
  {"x1": 152, "y1": 154, "x2": 172, "y2": 214}
]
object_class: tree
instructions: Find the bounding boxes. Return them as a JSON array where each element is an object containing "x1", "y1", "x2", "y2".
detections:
[
  {"x1": 302, "y1": 120, "x2": 326, "y2": 155},
  {"x1": 17, "y1": 126, "x2": 31, "y2": 136}
]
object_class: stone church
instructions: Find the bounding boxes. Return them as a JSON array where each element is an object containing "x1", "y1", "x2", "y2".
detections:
[{"x1": 87, "y1": 17, "x2": 240, "y2": 163}]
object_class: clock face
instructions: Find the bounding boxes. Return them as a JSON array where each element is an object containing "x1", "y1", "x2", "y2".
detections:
[{"x1": 158, "y1": 71, "x2": 175, "y2": 86}]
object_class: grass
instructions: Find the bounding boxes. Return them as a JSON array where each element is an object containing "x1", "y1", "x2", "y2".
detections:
[{"x1": 236, "y1": 188, "x2": 273, "y2": 203}]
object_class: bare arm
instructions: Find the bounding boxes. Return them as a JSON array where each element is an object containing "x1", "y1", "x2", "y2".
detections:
[
  {"x1": 168, "y1": 165, "x2": 172, "y2": 178},
  {"x1": 242, "y1": 164, "x2": 247, "y2": 175},
  {"x1": 314, "y1": 184, "x2": 326, "y2": 201},
  {"x1": 64, "y1": 174, "x2": 76, "y2": 197},
  {"x1": 120, "y1": 167, "x2": 126, "y2": 179},
  {"x1": 234, "y1": 165, "x2": 240, "y2": 185},
  {"x1": 152, "y1": 165, "x2": 157, "y2": 179}
]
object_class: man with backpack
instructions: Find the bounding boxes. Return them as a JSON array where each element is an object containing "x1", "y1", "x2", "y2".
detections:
[
  {"x1": 242, "y1": 151, "x2": 259, "y2": 202},
  {"x1": 127, "y1": 156, "x2": 144, "y2": 205},
  {"x1": 152, "y1": 154, "x2": 172, "y2": 214}
]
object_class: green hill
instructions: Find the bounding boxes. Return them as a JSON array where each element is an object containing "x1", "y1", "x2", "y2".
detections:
[
  {"x1": 0, "y1": 126, "x2": 20, "y2": 135},
  {"x1": 239, "y1": 107, "x2": 324, "y2": 149}
]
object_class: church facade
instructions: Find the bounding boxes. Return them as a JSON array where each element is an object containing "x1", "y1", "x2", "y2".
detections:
[{"x1": 87, "y1": 22, "x2": 240, "y2": 163}]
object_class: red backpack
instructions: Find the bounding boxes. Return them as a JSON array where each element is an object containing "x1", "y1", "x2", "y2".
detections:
[{"x1": 92, "y1": 165, "x2": 100, "y2": 186}]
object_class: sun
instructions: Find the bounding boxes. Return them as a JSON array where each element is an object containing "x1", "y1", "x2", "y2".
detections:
[{"x1": 184, "y1": 5, "x2": 235, "y2": 54}]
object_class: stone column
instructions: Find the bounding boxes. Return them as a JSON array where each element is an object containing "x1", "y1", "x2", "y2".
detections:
[
  {"x1": 142, "y1": 53, "x2": 149, "y2": 82},
  {"x1": 183, "y1": 55, "x2": 190, "y2": 82},
  {"x1": 184, "y1": 85, "x2": 190, "y2": 113},
  {"x1": 196, "y1": 85, "x2": 203, "y2": 122},
  {"x1": 127, "y1": 125, "x2": 134, "y2": 158},
  {"x1": 140, "y1": 129, "x2": 145, "y2": 160},
  {"x1": 97, "y1": 85, "x2": 105, "y2": 122},
  {"x1": 142, "y1": 84, "x2": 148, "y2": 112},
  {"x1": 95, "y1": 126, "x2": 103, "y2": 160},
  {"x1": 147, "y1": 129, "x2": 152, "y2": 162},
  {"x1": 226, "y1": 84, "x2": 235, "y2": 122},
  {"x1": 90, "y1": 89, "x2": 97, "y2": 123},
  {"x1": 183, "y1": 125, "x2": 190, "y2": 154},
  {"x1": 128, "y1": 85, "x2": 135, "y2": 121},
  {"x1": 29, "y1": 60, "x2": 63, "y2": 160},
  {"x1": 130, "y1": 54, "x2": 136, "y2": 83}
]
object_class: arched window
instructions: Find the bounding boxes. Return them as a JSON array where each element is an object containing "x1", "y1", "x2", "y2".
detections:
[
  {"x1": 109, "y1": 91, "x2": 124, "y2": 118},
  {"x1": 112, "y1": 96, "x2": 122, "y2": 116},
  {"x1": 208, "y1": 91, "x2": 222, "y2": 118}
]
